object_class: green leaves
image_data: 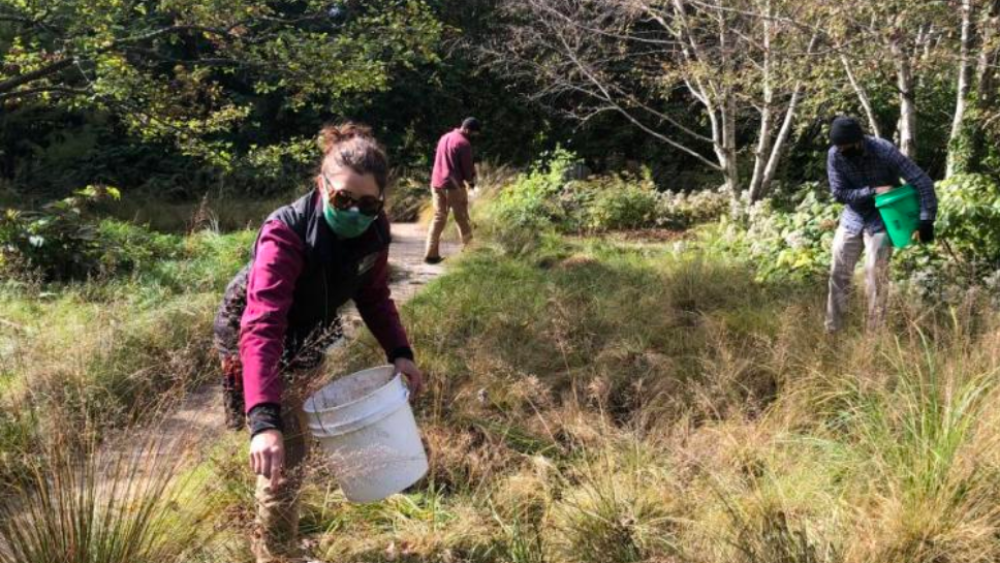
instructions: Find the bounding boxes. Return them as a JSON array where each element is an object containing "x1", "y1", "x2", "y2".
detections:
[
  {"x1": 935, "y1": 174, "x2": 1000, "y2": 267},
  {"x1": 0, "y1": 184, "x2": 120, "y2": 281},
  {"x1": 708, "y1": 188, "x2": 842, "y2": 283},
  {"x1": 1, "y1": 0, "x2": 443, "y2": 167}
]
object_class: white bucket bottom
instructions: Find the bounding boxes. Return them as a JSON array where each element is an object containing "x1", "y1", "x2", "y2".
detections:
[{"x1": 303, "y1": 365, "x2": 428, "y2": 503}]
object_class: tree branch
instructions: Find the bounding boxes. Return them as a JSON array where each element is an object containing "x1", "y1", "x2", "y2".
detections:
[
  {"x1": 0, "y1": 59, "x2": 76, "y2": 94},
  {"x1": 0, "y1": 86, "x2": 91, "y2": 101}
]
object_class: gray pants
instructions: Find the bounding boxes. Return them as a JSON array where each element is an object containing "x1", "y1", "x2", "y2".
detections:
[{"x1": 825, "y1": 226, "x2": 894, "y2": 333}]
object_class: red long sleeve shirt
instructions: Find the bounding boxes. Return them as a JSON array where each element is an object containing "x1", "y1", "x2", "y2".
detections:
[{"x1": 431, "y1": 129, "x2": 476, "y2": 189}]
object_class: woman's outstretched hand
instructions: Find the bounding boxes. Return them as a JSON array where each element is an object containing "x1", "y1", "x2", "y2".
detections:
[
  {"x1": 250, "y1": 429, "x2": 286, "y2": 488},
  {"x1": 394, "y1": 358, "x2": 425, "y2": 399}
]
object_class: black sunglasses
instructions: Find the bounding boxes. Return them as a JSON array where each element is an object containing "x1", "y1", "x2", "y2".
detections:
[{"x1": 322, "y1": 176, "x2": 384, "y2": 216}]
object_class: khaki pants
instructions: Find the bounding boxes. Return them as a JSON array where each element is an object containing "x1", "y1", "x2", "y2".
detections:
[
  {"x1": 825, "y1": 226, "x2": 894, "y2": 333},
  {"x1": 425, "y1": 185, "x2": 472, "y2": 259},
  {"x1": 252, "y1": 396, "x2": 309, "y2": 563}
]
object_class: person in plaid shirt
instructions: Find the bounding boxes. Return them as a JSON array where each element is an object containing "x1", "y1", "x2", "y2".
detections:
[{"x1": 825, "y1": 116, "x2": 937, "y2": 333}]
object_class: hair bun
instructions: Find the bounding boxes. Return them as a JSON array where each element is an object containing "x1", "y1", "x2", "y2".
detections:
[
  {"x1": 315, "y1": 121, "x2": 389, "y2": 192},
  {"x1": 318, "y1": 123, "x2": 374, "y2": 154}
]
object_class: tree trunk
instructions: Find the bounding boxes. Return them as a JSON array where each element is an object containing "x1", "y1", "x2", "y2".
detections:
[
  {"x1": 893, "y1": 38, "x2": 918, "y2": 157},
  {"x1": 840, "y1": 52, "x2": 883, "y2": 138},
  {"x1": 749, "y1": 103, "x2": 773, "y2": 200},
  {"x1": 948, "y1": 0, "x2": 976, "y2": 177},
  {"x1": 711, "y1": 9, "x2": 740, "y2": 195},
  {"x1": 960, "y1": 0, "x2": 1000, "y2": 173},
  {"x1": 976, "y1": 0, "x2": 1000, "y2": 105},
  {"x1": 759, "y1": 83, "x2": 805, "y2": 199},
  {"x1": 748, "y1": 10, "x2": 773, "y2": 200},
  {"x1": 752, "y1": 33, "x2": 817, "y2": 202},
  {"x1": 720, "y1": 95, "x2": 740, "y2": 194}
]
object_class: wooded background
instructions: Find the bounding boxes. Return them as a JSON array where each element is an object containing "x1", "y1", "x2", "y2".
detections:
[{"x1": 2, "y1": 0, "x2": 998, "y2": 202}]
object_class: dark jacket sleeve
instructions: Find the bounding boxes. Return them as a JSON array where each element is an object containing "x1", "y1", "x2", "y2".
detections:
[
  {"x1": 354, "y1": 236, "x2": 414, "y2": 363},
  {"x1": 828, "y1": 150, "x2": 875, "y2": 205},
  {"x1": 239, "y1": 221, "x2": 305, "y2": 415}
]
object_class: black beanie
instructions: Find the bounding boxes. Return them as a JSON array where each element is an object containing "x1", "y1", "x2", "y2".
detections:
[{"x1": 830, "y1": 116, "x2": 865, "y2": 145}]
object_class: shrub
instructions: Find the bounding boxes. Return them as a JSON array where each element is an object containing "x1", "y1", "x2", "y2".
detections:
[
  {"x1": 582, "y1": 174, "x2": 659, "y2": 232},
  {"x1": 491, "y1": 148, "x2": 577, "y2": 227},
  {"x1": 484, "y1": 148, "x2": 579, "y2": 253},
  {"x1": 96, "y1": 219, "x2": 185, "y2": 275},
  {"x1": 886, "y1": 174, "x2": 1000, "y2": 302},
  {"x1": 706, "y1": 188, "x2": 841, "y2": 283},
  {"x1": 655, "y1": 188, "x2": 731, "y2": 230},
  {"x1": 935, "y1": 173, "x2": 1000, "y2": 267},
  {"x1": 0, "y1": 186, "x2": 120, "y2": 282},
  {"x1": 96, "y1": 221, "x2": 251, "y2": 294},
  {"x1": 484, "y1": 150, "x2": 726, "y2": 255},
  {"x1": 588, "y1": 185, "x2": 658, "y2": 231}
]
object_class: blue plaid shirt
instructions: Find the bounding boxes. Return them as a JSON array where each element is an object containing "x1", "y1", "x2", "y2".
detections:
[{"x1": 827, "y1": 137, "x2": 937, "y2": 234}]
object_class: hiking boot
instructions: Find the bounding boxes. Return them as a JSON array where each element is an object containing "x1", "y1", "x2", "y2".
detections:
[{"x1": 424, "y1": 256, "x2": 444, "y2": 265}]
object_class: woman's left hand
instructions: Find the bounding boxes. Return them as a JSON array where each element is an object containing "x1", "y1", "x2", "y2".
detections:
[{"x1": 395, "y1": 358, "x2": 425, "y2": 399}]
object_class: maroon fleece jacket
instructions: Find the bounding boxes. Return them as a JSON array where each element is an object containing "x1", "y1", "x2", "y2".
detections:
[{"x1": 239, "y1": 220, "x2": 410, "y2": 412}]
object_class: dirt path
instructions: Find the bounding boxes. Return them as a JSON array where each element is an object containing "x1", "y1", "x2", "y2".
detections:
[
  {"x1": 149, "y1": 221, "x2": 456, "y2": 454},
  {"x1": 384, "y1": 221, "x2": 454, "y2": 302}
]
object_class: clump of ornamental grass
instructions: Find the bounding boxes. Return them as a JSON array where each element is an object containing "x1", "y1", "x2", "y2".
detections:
[
  {"x1": 0, "y1": 391, "x2": 41, "y2": 487},
  {"x1": 304, "y1": 480, "x2": 495, "y2": 562},
  {"x1": 835, "y1": 335, "x2": 1000, "y2": 563},
  {"x1": 544, "y1": 438, "x2": 683, "y2": 563},
  {"x1": 0, "y1": 433, "x2": 215, "y2": 563},
  {"x1": 722, "y1": 496, "x2": 842, "y2": 563},
  {"x1": 492, "y1": 506, "x2": 547, "y2": 563}
]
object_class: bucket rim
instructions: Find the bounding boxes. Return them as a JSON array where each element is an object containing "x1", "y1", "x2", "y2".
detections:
[
  {"x1": 874, "y1": 184, "x2": 917, "y2": 208},
  {"x1": 303, "y1": 364, "x2": 398, "y2": 415},
  {"x1": 307, "y1": 375, "x2": 410, "y2": 437}
]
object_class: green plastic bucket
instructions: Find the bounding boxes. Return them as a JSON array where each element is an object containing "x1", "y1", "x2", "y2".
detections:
[{"x1": 875, "y1": 185, "x2": 920, "y2": 249}]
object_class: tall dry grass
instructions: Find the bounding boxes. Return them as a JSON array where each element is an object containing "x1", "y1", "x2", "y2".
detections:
[
  {"x1": 5, "y1": 189, "x2": 1000, "y2": 562},
  {"x1": 0, "y1": 432, "x2": 216, "y2": 563},
  {"x1": 309, "y1": 233, "x2": 1000, "y2": 563}
]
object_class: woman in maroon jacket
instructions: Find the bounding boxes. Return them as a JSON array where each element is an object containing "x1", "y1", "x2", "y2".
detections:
[{"x1": 213, "y1": 123, "x2": 424, "y2": 562}]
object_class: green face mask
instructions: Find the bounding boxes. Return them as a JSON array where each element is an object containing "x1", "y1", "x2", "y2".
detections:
[{"x1": 322, "y1": 194, "x2": 376, "y2": 238}]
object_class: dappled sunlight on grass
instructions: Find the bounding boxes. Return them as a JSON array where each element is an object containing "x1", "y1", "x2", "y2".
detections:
[{"x1": 4, "y1": 206, "x2": 1000, "y2": 562}]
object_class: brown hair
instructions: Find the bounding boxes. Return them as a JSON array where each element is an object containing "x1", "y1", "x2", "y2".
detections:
[{"x1": 318, "y1": 122, "x2": 389, "y2": 192}]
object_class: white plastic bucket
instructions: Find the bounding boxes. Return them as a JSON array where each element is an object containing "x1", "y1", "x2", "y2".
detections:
[{"x1": 303, "y1": 365, "x2": 428, "y2": 503}]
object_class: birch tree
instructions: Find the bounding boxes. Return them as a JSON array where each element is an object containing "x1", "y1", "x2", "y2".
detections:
[
  {"x1": 493, "y1": 0, "x2": 821, "y2": 200},
  {"x1": 825, "y1": 0, "x2": 956, "y2": 158},
  {"x1": 948, "y1": 0, "x2": 1000, "y2": 176}
]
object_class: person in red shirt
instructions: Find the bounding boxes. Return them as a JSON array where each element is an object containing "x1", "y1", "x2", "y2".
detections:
[
  {"x1": 424, "y1": 117, "x2": 481, "y2": 264},
  {"x1": 213, "y1": 123, "x2": 424, "y2": 563}
]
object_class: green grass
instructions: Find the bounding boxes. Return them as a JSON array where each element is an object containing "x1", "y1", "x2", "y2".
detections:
[
  {"x1": 316, "y1": 229, "x2": 1000, "y2": 563},
  {"x1": 5, "y1": 193, "x2": 1000, "y2": 562},
  {"x1": 0, "y1": 224, "x2": 253, "y2": 485},
  {"x1": 110, "y1": 193, "x2": 297, "y2": 234}
]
